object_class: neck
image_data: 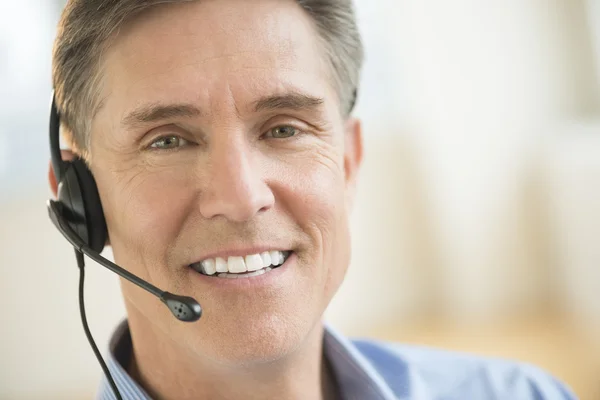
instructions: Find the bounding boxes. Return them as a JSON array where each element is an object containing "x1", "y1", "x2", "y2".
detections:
[{"x1": 125, "y1": 312, "x2": 338, "y2": 400}]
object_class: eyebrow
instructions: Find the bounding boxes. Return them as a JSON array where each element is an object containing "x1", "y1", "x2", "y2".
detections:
[
  {"x1": 253, "y1": 92, "x2": 325, "y2": 113},
  {"x1": 121, "y1": 103, "x2": 202, "y2": 130},
  {"x1": 121, "y1": 92, "x2": 325, "y2": 130}
]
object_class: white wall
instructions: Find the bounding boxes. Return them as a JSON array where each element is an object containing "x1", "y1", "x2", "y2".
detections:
[
  {"x1": 329, "y1": 0, "x2": 599, "y2": 326},
  {"x1": 584, "y1": 0, "x2": 600, "y2": 95},
  {"x1": 1, "y1": 1, "x2": 599, "y2": 399}
]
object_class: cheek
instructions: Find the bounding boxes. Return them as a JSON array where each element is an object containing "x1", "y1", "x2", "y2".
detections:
[
  {"x1": 98, "y1": 166, "x2": 194, "y2": 257},
  {"x1": 300, "y1": 163, "x2": 351, "y2": 301},
  {"x1": 305, "y1": 158, "x2": 347, "y2": 232},
  {"x1": 283, "y1": 151, "x2": 350, "y2": 265}
]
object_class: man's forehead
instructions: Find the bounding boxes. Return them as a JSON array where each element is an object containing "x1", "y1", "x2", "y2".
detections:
[
  {"x1": 104, "y1": 0, "x2": 324, "y2": 74},
  {"x1": 98, "y1": 0, "x2": 332, "y2": 121}
]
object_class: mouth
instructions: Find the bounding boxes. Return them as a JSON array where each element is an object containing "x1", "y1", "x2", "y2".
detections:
[{"x1": 189, "y1": 250, "x2": 293, "y2": 279}]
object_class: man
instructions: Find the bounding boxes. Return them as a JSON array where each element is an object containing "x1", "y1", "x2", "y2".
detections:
[{"x1": 49, "y1": 0, "x2": 576, "y2": 399}]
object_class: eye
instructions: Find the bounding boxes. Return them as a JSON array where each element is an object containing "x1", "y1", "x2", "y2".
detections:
[
  {"x1": 265, "y1": 125, "x2": 300, "y2": 139},
  {"x1": 149, "y1": 135, "x2": 189, "y2": 150}
]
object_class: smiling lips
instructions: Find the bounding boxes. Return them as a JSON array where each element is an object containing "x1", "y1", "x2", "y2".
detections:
[{"x1": 190, "y1": 250, "x2": 292, "y2": 279}]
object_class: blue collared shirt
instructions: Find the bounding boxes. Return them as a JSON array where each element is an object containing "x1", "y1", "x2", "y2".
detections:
[{"x1": 97, "y1": 320, "x2": 577, "y2": 400}]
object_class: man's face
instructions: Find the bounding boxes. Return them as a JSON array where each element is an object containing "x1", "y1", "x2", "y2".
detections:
[{"x1": 91, "y1": 0, "x2": 361, "y2": 365}]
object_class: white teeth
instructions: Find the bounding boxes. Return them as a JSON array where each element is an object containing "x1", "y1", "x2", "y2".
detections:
[
  {"x1": 245, "y1": 254, "x2": 263, "y2": 272},
  {"x1": 215, "y1": 257, "x2": 228, "y2": 273},
  {"x1": 193, "y1": 251, "x2": 289, "y2": 276},
  {"x1": 260, "y1": 251, "x2": 272, "y2": 267},
  {"x1": 201, "y1": 259, "x2": 216, "y2": 275},
  {"x1": 218, "y1": 269, "x2": 267, "y2": 279},
  {"x1": 270, "y1": 250, "x2": 283, "y2": 266},
  {"x1": 246, "y1": 269, "x2": 267, "y2": 277},
  {"x1": 227, "y1": 256, "x2": 246, "y2": 273},
  {"x1": 218, "y1": 273, "x2": 239, "y2": 279},
  {"x1": 278, "y1": 251, "x2": 286, "y2": 265}
]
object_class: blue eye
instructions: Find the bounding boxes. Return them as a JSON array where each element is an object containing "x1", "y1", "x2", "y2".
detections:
[
  {"x1": 150, "y1": 135, "x2": 189, "y2": 150},
  {"x1": 267, "y1": 126, "x2": 299, "y2": 139}
]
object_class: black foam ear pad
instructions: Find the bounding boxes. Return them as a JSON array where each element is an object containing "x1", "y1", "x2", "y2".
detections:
[{"x1": 57, "y1": 158, "x2": 108, "y2": 253}]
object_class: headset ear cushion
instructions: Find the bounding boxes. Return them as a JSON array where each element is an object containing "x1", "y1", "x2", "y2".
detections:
[
  {"x1": 71, "y1": 159, "x2": 108, "y2": 253},
  {"x1": 57, "y1": 163, "x2": 89, "y2": 246}
]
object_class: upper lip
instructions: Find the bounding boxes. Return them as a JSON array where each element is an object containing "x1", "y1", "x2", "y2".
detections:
[{"x1": 188, "y1": 246, "x2": 292, "y2": 265}]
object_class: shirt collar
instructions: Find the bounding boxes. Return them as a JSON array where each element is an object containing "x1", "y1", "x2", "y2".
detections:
[
  {"x1": 98, "y1": 319, "x2": 396, "y2": 400},
  {"x1": 323, "y1": 324, "x2": 398, "y2": 400}
]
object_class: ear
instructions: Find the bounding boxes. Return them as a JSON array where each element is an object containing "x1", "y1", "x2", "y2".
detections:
[
  {"x1": 48, "y1": 150, "x2": 75, "y2": 198},
  {"x1": 343, "y1": 117, "x2": 363, "y2": 212}
]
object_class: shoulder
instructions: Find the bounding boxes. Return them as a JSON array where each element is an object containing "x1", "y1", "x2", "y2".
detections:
[{"x1": 351, "y1": 338, "x2": 578, "y2": 400}]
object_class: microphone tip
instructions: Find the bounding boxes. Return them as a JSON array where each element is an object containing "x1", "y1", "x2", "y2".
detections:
[{"x1": 161, "y1": 292, "x2": 202, "y2": 322}]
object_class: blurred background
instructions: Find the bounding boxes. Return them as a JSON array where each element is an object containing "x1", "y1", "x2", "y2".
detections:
[{"x1": 1, "y1": 0, "x2": 599, "y2": 399}]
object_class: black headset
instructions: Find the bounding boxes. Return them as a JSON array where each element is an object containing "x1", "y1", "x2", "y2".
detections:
[{"x1": 49, "y1": 95, "x2": 108, "y2": 253}]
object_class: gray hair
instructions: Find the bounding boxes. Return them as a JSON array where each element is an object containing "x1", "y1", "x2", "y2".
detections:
[{"x1": 52, "y1": 0, "x2": 364, "y2": 160}]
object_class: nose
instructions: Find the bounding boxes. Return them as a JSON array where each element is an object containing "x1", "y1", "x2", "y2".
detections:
[{"x1": 198, "y1": 138, "x2": 274, "y2": 222}]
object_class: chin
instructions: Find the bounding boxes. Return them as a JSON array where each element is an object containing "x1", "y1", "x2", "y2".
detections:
[{"x1": 193, "y1": 305, "x2": 317, "y2": 367}]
